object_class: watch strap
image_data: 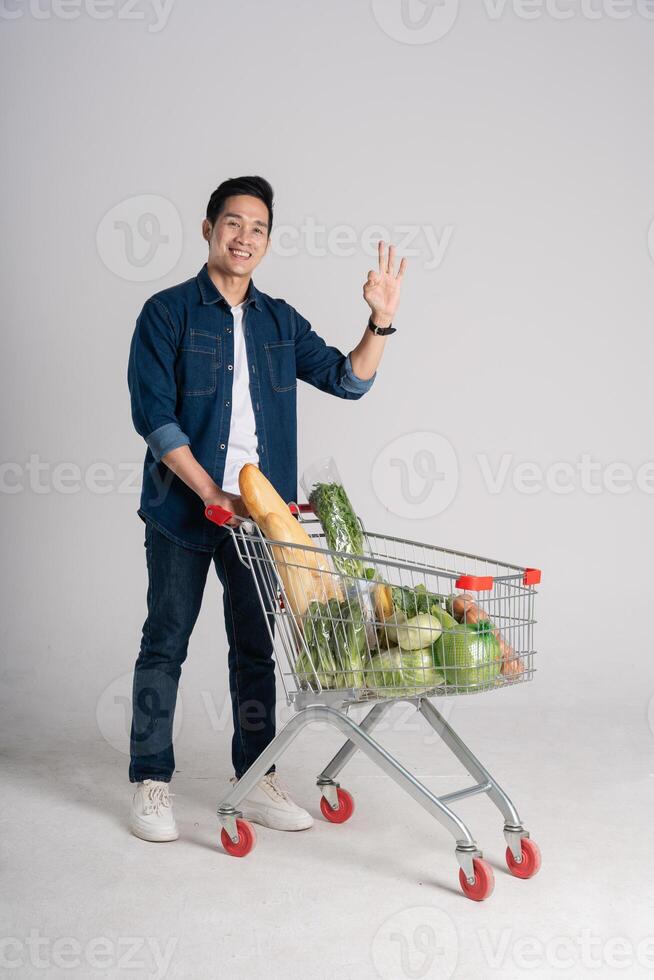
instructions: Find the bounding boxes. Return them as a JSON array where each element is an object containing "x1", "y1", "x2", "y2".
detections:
[{"x1": 368, "y1": 316, "x2": 396, "y2": 336}]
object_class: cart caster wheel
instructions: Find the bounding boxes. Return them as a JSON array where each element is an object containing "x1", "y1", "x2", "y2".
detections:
[
  {"x1": 320, "y1": 788, "x2": 355, "y2": 824},
  {"x1": 506, "y1": 838, "x2": 541, "y2": 879},
  {"x1": 459, "y1": 858, "x2": 495, "y2": 901},
  {"x1": 221, "y1": 819, "x2": 257, "y2": 857}
]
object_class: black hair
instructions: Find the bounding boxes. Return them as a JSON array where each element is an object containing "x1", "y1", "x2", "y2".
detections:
[{"x1": 205, "y1": 175, "x2": 274, "y2": 234}]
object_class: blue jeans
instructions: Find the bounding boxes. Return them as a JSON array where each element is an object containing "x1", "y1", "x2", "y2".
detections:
[{"x1": 129, "y1": 521, "x2": 276, "y2": 782}]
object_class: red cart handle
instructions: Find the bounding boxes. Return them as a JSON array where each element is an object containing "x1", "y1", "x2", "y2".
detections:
[
  {"x1": 205, "y1": 505, "x2": 234, "y2": 526},
  {"x1": 205, "y1": 501, "x2": 314, "y2": 526},
  {"x1": 289, "y1": 502, "x2": 314, "y2": 515}
]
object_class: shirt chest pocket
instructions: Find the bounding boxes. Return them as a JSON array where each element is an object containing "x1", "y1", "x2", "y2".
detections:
[
  {"x1": 264, "y1": 341, "x2": 296, "y2": 392},
  {"x1": 177, "y1": 330, "x2": 222, "y2": 396}
]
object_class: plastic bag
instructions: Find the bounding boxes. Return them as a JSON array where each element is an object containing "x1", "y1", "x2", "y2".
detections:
[{"x1": 300, "y1": 457, "x2": 365, "y2": 578}]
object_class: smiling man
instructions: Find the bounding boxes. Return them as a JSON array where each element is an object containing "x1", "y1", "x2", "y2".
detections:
[{"x1": 127, "y1": 176, "x2": 406, "y2": 841}]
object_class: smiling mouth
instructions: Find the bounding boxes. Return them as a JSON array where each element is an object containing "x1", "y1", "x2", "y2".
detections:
[{"x1": 229, "y1": 248, "x2": 252, "y2": 259}]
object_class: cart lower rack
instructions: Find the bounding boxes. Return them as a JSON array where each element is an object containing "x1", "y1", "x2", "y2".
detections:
[{"x1": 205, "y1": 503, "x2": 542, "y2": 901}]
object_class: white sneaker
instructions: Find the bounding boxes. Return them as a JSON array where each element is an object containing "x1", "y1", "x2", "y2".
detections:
[
  {"x1": 231, "y1": 772, "x2": 314, "y2": 831},
  {"x1": 130, "y1": 779, "x2": 179, "y2": 842}
]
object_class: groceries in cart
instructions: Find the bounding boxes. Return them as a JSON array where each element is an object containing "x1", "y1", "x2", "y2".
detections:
[{"x1": 236, "y1": 458, "x2": 524, "y2": 698}]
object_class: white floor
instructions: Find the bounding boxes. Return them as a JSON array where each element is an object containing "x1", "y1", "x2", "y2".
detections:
[{"x1": 2, "y1": 691, "x2": 653, "y2": 980}]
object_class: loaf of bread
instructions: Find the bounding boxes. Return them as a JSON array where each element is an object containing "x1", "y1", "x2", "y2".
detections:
[{"x1": 239, "y1": 464, "x2": 342, "y2": 617}]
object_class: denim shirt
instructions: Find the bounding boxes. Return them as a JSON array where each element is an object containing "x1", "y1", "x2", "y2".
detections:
[{"x1": 128, "y1": 264, "x2": 376, "y2": 552}]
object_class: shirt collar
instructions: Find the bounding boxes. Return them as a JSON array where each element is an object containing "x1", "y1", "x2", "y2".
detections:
[{"x1": 197, "y1": 263, "x2": 262, "y2": 311}]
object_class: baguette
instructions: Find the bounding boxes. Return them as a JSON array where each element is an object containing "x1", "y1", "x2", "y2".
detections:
[
  {"x1": 239, "y1": 464, "x2": 323, "y2": 571},
  {"x1": 263, "y1": 511, "x2": 341, "y2": 618}
]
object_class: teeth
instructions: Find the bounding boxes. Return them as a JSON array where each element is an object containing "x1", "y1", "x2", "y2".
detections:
[{"x1": 231, "y1": 249, "x2": 250, "y2": 258}]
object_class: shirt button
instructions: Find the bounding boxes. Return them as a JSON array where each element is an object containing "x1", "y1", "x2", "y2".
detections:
[
  {"x1": 226, "y1": 327, "x2": 232, "y2": 333},
  {"x1": 220, "y1": 443, "x2": 226, "y2": 450},
  {"x1": 225, "y1": 400, "x2": 230, "y2": 407},
  {"x1": 227, "y1": 364, "x2": 233, "y2": 371}
]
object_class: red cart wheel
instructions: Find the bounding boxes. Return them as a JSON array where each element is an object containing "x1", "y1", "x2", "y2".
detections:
[
  {"x1": 221, "y1": 819, "x2": 257, "y2": 857},
  {"x1": 320, "y1": 788, "x2": 355, "y2": 824},
  {"x1": 506, "y1": 838, "x2": 541, "y2": 879},
  {"x1": 459, "y1": 857, "x2": 495, "y2": 901}
]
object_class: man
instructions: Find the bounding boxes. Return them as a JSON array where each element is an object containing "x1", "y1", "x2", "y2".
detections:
[{"x1": 127, "y1": 176, "x2": 406, "y2": 841}]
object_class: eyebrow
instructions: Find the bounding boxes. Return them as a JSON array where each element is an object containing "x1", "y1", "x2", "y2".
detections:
[{"x1": 223, "y1": 212, "x2": 268, "y2": 227}]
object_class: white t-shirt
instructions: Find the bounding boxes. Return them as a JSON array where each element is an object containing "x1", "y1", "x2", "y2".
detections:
[{"x1": 221, "y1": 302, "x2": 260, "y2": 494}]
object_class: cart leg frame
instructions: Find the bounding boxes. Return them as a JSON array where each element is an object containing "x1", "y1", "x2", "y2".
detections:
[
  {"x1": 314, "y1": 696, "x2": 531, "y2": 865},
  {"x1": 217, "y1": 703, "x2": 482, "y2": 876},
  {"x1": 417, "y1": 698, "x2": 530, "y2": 862}
]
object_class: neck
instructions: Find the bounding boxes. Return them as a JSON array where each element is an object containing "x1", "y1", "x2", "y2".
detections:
[{"x1": 207, "y1": 263, "x2": 250, "y2": 307}]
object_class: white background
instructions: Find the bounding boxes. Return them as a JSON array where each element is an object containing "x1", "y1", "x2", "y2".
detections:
[{"x1": 2, "y1": 2, "x2": 653, "y2": 978}]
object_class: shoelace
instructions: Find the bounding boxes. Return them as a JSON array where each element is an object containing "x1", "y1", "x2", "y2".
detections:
[
  {"x1": 143, "y1": 783, "x2": 174, "y2": 816},
  {"x1": 230, "y1": 772, "x2": 292, "y2": 804},
  {"x1": 261, "y1": 773, "x2": 291, "y2": 804}
]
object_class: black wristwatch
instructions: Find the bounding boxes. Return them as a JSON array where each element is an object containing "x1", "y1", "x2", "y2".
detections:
[{"x1": 368, "y1": 315, "x2": 396, "y2": 336}]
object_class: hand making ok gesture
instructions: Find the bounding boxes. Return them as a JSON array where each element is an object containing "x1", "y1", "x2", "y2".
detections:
[{"x1": 363, "y1": 241, "x2": 407, "y2": 323}]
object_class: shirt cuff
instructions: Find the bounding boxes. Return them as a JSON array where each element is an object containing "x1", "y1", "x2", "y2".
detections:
[
  {"x1": 340, "y1": 353, "x2": 376, "y2": 394},
  {"x1": 146, "y1": 422, "x2": 191, "y2": 463}
]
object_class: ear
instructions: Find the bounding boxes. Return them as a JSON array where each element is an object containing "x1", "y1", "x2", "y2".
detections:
[{"x1": 202, "y1": 218, "x2": 212, "y2": 244}]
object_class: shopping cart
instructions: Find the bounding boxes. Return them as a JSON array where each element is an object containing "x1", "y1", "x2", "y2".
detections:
[{"x1": 205, "y1": 502, "x2": 542, "y2": 901}]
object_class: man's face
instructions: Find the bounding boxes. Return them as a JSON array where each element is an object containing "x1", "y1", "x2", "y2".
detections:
[{"x1": 203, "y1": 194, "x2": 270, "y2": 277}]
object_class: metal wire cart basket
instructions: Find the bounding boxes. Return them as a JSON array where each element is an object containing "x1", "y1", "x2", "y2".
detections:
[{"x1": 206, "y1": 502, "x2": 542, "y2": 901}]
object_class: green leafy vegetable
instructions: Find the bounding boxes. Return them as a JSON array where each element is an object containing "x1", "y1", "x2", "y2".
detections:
[
  {"x1": 391, "y1": 584, "x2": 446, "y2": 619},
  {"x1": 294, "y1": 599, "x2": 337, "y2": 688},
  {"x1": 308, "y1": 481, "x2": 365, "y2": 578},
  {"x1": 296, "y1": 595, "x2": 371, "y2": 691},
  {"x1": 365, "y1": 646, "x2": 445, "y2": 698}
]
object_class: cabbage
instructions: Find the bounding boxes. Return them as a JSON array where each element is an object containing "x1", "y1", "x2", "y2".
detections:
[
  {"x1": 434, "y1": 621, "x2": 501, "y2": 689},
  {"x1": 365, "y1": 646, "x2": 445, "y2": 698},
  {"x1": 396, "y1": 613, "x2": 442, "y2": 651}
]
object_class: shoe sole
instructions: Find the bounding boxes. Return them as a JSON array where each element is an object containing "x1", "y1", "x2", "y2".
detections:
[
  {"x1": 241, "y1": 804, "x2": 313, "y2": 832},
  {"x1": 130, "y1": 818, "x2": 179, "y2": 843}
]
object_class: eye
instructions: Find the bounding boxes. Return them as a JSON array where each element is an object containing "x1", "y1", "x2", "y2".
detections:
[{"x1": 254, "y1": 227, "x2": 264, "y2": 235}]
